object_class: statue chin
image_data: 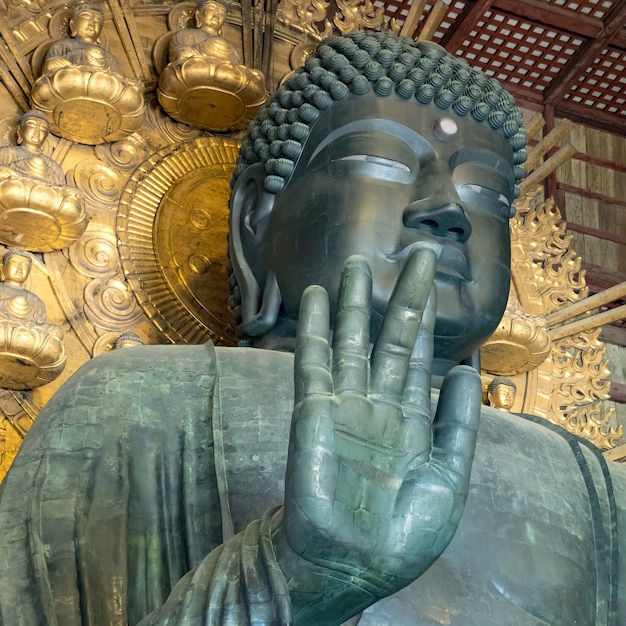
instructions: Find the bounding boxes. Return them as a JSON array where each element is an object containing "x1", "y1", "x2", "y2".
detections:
[
  {"x1": 30, "y1": 67, "x2": 146, "y2": 145},
  {"x1": 158, "y1": 57, "x2": 266, "y2": 131}
]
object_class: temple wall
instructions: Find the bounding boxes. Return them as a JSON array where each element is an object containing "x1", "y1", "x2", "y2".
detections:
[
  {"x1": 557, "y1": 123, "x2": 626, "y2": 434},
  {"x1": 558, "y1": 124, "x2": 626, "y2": 272}
]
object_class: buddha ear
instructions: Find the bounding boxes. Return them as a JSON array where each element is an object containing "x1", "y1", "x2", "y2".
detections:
[{"x1": 229, "y1": 163, "x2": 281, "y2": 336}]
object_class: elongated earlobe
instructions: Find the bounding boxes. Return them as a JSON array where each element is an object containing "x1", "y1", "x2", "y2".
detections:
[{"x1": 229, "y1": 164, "x2": 282, "y2": 336}]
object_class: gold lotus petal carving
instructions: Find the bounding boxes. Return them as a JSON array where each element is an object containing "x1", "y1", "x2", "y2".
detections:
[
  {"x1": 118, "y1": 136, "x2": 239, "y2": 345},
  {"x1": 0, "y1": 320, "x2": 66, "y2": 389},
  {"x1": 481, "y1": 311, "x2": 552, "y2": 375},
  {"x1": 0, "y1": 177, "x2": 88, "y2": 252},
  {"x1": 31, "y1": 67, "x2": 146, "y2": 145},
  {"x1": 158, "y1": 58, "x2": 267, "y2": 131}
]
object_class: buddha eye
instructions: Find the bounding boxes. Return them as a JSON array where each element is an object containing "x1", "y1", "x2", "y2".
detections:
[
  {"x1": 459, "y1": 182, "x2": 513, "y2": 218},
  {"x1": 463, "y1": 184, "x2": 511, "y2": 208},
  {"x1": 452, "y1": 159, "x2": 515, "y2": 218},
  {"x1": 334, "y1": 154, "x2": 411, "y2": 173}
]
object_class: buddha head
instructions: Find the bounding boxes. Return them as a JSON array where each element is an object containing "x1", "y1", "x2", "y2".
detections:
[
  {"x1": 229, "y1": 33, "x2": 526, "y2": 370},
  {"x1": 114, "y1": 332, "x2": 145, "y2": 350},
  {"x1": 70, "y1": 3, "x2": 105, "y2": 43},
  {"x1": 487, "y1": 376, "x2": 517, "y2": 412},
  {"x1": 16, "y1": 110, "x2": 50, "y2": 153},
  {"x1": 2, "y1": 248, "x2": 34, "y2": 286},
  {"x1": 195, "y1": 0, "x2": 228, "y2": 35}
]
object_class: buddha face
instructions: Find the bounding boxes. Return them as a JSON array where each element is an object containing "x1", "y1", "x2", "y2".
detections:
[
  {"x1": 3, "y1": 254, "x2": 32, "y2": 285},
  {"x1": 242, "y1": 96, "x2": 516, "y2": 366},
  {"x1": 490, "y1": 384, "x2": 516, "y2": 411},
  {"x1": 18, "y1": 116, "x2": 49, "y2": 152},
  {"x1": 196, "y1": 1, "x2": 227, "y2": 33},
  {"x1": 70, "y1": 8, "x2": 104, "y2": 42}
]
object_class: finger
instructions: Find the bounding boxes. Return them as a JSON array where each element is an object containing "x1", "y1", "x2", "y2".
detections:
[
  {"x1": 430, "y1": 365, "x2": 481, "y2": 499},
  {"x1": 332, "y1": 255, "x2": 372, "y2": 395},
  {"x1": 402, "y1": 286, "x2": 436, "y2": 417},
  {"x1": 294, "y1": 285, "x2": 332, "y2": 404},
  {"x1": 370, "y1": 246, "x2": 437, "y2": 401}
]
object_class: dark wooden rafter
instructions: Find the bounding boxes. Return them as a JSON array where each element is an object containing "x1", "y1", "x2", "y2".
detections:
[
  {"x1": 583, "y1": 263, "x2": 626, "y2": 293},
  {"x1": 555, "y1": 99, "x2": 626, "y2": 138},
  {"x1": 559, "y1": 183, "x2": 626, "y2": 211},
  {"x1": 567, "y1": 222, "x2": 626, "y2": 247},
  {"x1": 493, "y1": 0, "x2": 604, "y2": 38},
  {"x1": 543, "y1": 0, "x2": 626, "y2": 105},
  {"x1": 441, "y1": 0, "x2": 495, "y2": 50}
]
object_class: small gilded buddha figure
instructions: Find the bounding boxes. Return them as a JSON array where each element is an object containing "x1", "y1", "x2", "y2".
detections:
[
  {"x1": 0, "y1": 248, "x2": 65, "y2": 390},
  {"x1": 30, "y1": 3, "x2": 146, "y2": 144},
  {"x1": 169, "y1": 0, "x2": 240, "y2": 64},
  {"x1": 0, "y1": 111, "x2": 88, "y2": 252},
  {"x1": 487, "y1": 376, "x2": 517, "y2": 412},
  {"x1": 158, "y1": 0, "x2": 267, "y2": 131},
  {"x1": 0, "y1": 111, "x2": 64, "y2": 185},
  {"x1": 42, "y1": 3, "x2": 120, "y2": 74}
]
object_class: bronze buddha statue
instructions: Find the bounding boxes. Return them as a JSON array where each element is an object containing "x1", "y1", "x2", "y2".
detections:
[{"x1": 0, "y1": 33, "x2": 623, "y2": 626}]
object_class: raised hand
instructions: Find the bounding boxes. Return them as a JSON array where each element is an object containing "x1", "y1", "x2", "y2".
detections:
[{"x1": 281, "y1": 247, "x2": 482, "y2": 601}]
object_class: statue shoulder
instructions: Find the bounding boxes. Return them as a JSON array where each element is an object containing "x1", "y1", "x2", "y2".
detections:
[{"x1": 51, "y1": 342, "x2": 218, "y2": 406}]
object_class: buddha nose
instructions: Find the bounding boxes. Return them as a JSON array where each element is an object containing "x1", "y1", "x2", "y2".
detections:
[{"x1": 403, "y1": 200, "x2": 472, "y2": 243}]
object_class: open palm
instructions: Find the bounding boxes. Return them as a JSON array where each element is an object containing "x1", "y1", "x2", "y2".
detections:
[{"x1": 283, "y1": 248, "x2": 482, "y2": 597}]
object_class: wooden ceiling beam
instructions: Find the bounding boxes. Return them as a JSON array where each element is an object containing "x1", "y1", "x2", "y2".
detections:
[
  {"x1": 566, "y1": 221, "x2": 626, "y2": 247},
  {"x1": 554, "y1": 100, "x2": 626, "y2": 138},
  {"x1": 441, "y1": 0, "x2": 495, "y2": 49},
  {"x1": 544, "y1": 0, "x2": 626, "y2": 105},
  {"x1": 601, "y1": 327, "x2": 626, "y2": 348},
  {"x1": 583, "y1": 263, "x2": 626, "y2": 293},
  {"x1": 493, "y1": 0, "x2": 603, "y2": 38},
  {"x1": 614, "y1": 29, "x2": 626, "y2": 48}
]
